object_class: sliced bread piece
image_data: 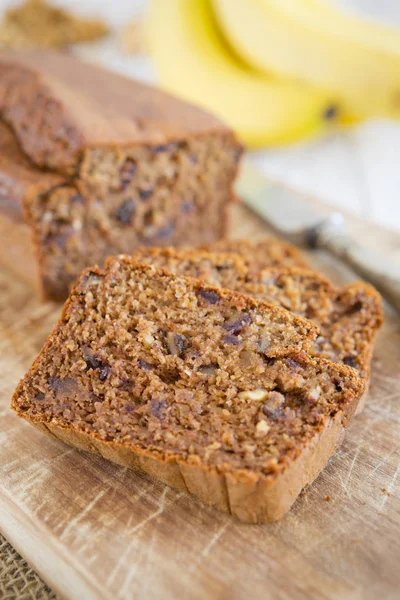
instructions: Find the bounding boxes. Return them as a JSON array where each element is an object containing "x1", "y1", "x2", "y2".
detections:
[
  {"x1": 133, "y1": 248, "x2": 383, "y2": 381},
  {"x1": 132, "y1": 246, "x2": 249, "y2": 288},
  {"x1": 203, "y1": 238, "x2": 309, "y2": 270},
  {"x1": 11, "y1": 258, "x2": 364, "y2": 522},
  {"x1": 243, "y1": 268, "x2": 383, "y2": 380}
]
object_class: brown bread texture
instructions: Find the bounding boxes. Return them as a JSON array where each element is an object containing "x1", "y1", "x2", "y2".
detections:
[
  {"x1": 11, "y1": 258, "x2": 365, "y2": 522},
  {"x1": 203, "y1": 238, "x2": 310, "y2": 271},
  {"x1": 0, "y1": 50, "x2": 242, "y2": 299},
  {"x1": 133, "y1": 246, "x2": 250, "y2": 289},
  {"x1": 133, "y1": 247, "x2": 383, "y2": 381}
]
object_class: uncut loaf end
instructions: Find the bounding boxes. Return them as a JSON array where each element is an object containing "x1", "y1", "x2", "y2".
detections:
[{"x1": 0, "y1": 49, "x2": 242, "y2": 299}]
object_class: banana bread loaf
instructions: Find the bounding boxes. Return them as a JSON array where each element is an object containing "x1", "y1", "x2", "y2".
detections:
[
  {"x1": 12, "y1": 258, "x2": 365, "y2": 522},
  {"x1": 0, "y1": 50, "x2": 242, "y2": 299},
  {"x1": 133, "y1": 247, "x2": 383, "y2": 380}
]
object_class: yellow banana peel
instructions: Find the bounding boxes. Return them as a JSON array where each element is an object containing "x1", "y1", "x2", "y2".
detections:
[
  {"x1": 147, "y1": 0, "x2": 340, "y2": 147},
  {"x1": 302, "y1": 0, "x2": 400, "y2": 56},
  {"x1": 212, "y1": 0, "x2": 400, "y2": 120}
]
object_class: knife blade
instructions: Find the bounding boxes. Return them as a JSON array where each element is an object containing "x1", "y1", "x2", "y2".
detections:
[{"x1": 236, "y1": 160, "x2": 345, "y2": 246}]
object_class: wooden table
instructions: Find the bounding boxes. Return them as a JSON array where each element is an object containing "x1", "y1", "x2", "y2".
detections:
[{"x1": 0, "y1": 205, "x2": 399, "y2": 600}]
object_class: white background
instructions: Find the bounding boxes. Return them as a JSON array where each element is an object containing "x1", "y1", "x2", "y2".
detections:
[{"x1": 1, "y1": 0, "x2": 400, "y2": 233}]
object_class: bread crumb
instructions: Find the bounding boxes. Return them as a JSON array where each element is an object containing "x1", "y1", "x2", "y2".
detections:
[
  {"x1": 0, "y1": 0, "x2": 108, "y2": 50},
  {"x1": 120, "y1": 19, "x2": 147, "y2": 55}
]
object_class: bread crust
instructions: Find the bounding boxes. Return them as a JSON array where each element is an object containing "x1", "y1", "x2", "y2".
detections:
[
  {"x1": 0, "y1": 211, "x2": 41, "y2": 293},
  {"x1": 0, "y1": 49, "x2": 235, "y2": 173},
  {"x1": 27, "y1": 409, "x2": 347, "y2": 523}
]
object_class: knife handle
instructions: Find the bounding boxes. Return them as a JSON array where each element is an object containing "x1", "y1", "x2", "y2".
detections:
[{"x1": 317, "y1": 219, "x2": 400, "y2": 313}]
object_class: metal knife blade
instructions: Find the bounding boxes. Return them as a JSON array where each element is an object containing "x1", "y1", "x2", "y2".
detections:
[{"x1": 236, "y1": 159, "x2": 343, "y2": 247}]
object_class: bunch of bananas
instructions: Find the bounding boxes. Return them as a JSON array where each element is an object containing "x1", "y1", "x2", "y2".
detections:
[{"x1": 147, "y1": 0, "x2": 400, "y2": 147}]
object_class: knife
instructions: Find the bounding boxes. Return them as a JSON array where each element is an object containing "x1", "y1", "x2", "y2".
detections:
[{"x1": 237, "y1": 160, "x2": 400, "y2": 313}]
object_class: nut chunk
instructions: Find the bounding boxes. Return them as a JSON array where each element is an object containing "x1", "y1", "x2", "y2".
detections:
[{"x1": 11, "y1": 259, "x2": 364, "y2": 523}]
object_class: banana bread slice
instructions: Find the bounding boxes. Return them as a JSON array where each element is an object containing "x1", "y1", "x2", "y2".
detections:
[
  {"x1": 203, "y1": 238, "x2": 309, "y2": 271},
  {"x1": 133, "y1": 247, "x2": 383, "y2": 381},
  {"x1": 244, "y1": 268, "x2": 383, "y2": 381},
  {"x1": 133, "y1": 246, "x2": 249, "y2": 288},
  {"x1": 0, "y1": 50, "x2": 242, "y2": 299},
  {"x1": 11, "y1": 258, "x2": 364, "y2": 522}
]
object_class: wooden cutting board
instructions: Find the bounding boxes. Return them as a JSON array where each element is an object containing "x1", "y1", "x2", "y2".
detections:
[{"x1": 0, "y1": 204, "x2": 399, "y2": 600}]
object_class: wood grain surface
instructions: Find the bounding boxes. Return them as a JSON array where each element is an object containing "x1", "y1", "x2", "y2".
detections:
[{"x1": 0, "y1": 204, "x2": 399, "y2": 600}]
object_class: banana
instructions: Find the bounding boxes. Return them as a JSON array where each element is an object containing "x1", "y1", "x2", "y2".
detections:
[
  {"x1": 212, "y1": 0, "x2": 400, "y2": 119},
  {"x1": 146, "y1": 0, "x2": 339, "y2": 147},
  {"x1": 303, "y1": 0, "x2": 400, "y2": 56}
]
